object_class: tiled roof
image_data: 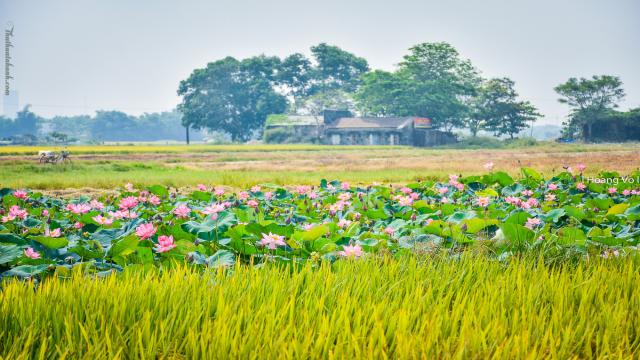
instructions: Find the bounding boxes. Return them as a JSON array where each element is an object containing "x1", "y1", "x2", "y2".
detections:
[{"x1": 326, "y1": 117, "x2": 414, "y2": 129}]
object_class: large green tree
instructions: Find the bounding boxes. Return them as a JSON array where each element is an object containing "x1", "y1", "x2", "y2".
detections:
[
  {"x1": 356, "y1": 42, "x2": 481, "y2": 131},
  {"x1": 554, "y1": 75, "x2": 625, "y2": 140},
  {"x1": 178, "y1": 56, "x2": 288, "y2": 141},
  {"x1": 478, "y1": 78, "x2": 540, "y2": 138},
  {"x1": 278, "y1": 53, "x2": 313, "y2": 112},
  {"x1": 309, "y1": 43, "x2": 369, "y2": 94}
]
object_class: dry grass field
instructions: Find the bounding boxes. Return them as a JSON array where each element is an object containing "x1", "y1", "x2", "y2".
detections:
[{"x1": 1, "y1": 143, "x2": 639, "y2": 190}]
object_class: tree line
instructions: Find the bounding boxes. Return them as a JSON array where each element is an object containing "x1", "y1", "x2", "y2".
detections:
[
  {"x1": 0, "y1": 108, "x2": 203, "y2": 144},
  {"x1": 179, "y1": 42, "x2": 637, "y2": 143},
  {"x1": 178, "y1": 42, "x2": 544, "y2": 141}
]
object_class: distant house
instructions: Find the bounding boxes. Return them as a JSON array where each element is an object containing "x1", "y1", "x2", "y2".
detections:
[
  {"x1": 264, "y1": 114, "x2": 324, "y2": 143},
  {"x1": 264, "y1": 110, "x2": 457, "y2": 146},
  {"x1": 324, "y1": 116, "x2": 414, "y2": 145}
]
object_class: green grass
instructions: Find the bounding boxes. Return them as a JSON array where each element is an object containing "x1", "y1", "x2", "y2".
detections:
[
  {"x1": 0, "y1": 162, "x2": 449, "y2": 189},
  {"x1": 1, "y1": 256, "x2": 639, "y2": 359}
]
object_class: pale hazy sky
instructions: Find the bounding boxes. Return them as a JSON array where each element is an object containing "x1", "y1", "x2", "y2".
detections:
[{"x1": 1, "y1": 0, "x2": 639, "y2": 124}]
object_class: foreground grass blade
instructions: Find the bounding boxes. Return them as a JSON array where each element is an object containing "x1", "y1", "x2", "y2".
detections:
[{"x1": 1, "y1": 256, "x2": 639, "y2": 359}]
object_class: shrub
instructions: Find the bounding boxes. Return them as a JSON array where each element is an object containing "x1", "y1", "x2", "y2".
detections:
[{"x1": 504, "y1": 136, "x2": 538, "y2": 147}]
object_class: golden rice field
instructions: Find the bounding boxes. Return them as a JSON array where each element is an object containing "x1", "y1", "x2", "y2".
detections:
[{"x1": 2, "y1": 256, "x2": 639, "y2": 359}]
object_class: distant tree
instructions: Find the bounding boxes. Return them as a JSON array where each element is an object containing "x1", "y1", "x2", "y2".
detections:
[
  {"x1": 479, "y1": 78, "x2": 541, "y2": 138},
  {"x1": 90, "y1": 111, "x2": 137, "y2": 141},
  {"x1": 554, "y1": 75, "x2": 625, "y2": 140},
  {"x1": 355, "y1": 42, "x2": 481, "y2": 131},
  {"x1": 14, "y1": 106, "x2": 40, "y2": 136},
  {"x1": 48, "y1": 131, "x2": 69, "y2": 144},
  {"x1": 309, "y1": 43, "x2": 369, "y2": 93},
  {"x1": 399, "y1": 42, "x2": 480, "y2": 131},
  {"x1": 178, "y1": 56, "x2": 288, "y2": 141},
  {"x1": 278, "y1": 53, "x2": 313, "y2": 112},
  {"x1": 355, "y1": 70, "x2": 412, "y2": 116},
  {"x1": 304, "y1": 89, "x2": 354, "y2": 116}
]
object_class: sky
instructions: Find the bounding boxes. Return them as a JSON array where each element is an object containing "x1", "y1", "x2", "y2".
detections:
[{"x1": 1, "y1": 0, "x2": 639, "y2": 124}]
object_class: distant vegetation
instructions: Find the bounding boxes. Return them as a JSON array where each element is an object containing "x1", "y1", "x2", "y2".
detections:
[
  {"x1": 1, "y1": 43, "x2": 636, "y2": 145},
  {"x1": 0, "y1": 108, "x2": 204, "y2": 145}
]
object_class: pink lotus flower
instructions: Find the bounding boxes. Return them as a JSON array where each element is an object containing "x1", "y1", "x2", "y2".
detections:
[
  {"x1": 13, "y1": 190, "x2": 28, "y2": 199},
  {"x1": 449, "y1": 174, "x2": 459, "y2": 182},
  {"x1": 74, "y1": 222, "x2": 83, "y2": 229},
  {"x1": 400, "y1": 187, "x2": 413, "y2": 194},
  {"x1": 47, "y1": 228, "x2": 61, "y2": 237},
  {"x1": 329, "y1": 201, "x2": 348, "y2": 213},
  {"x1": 483, "y1": 162, "x2": 494, "y2": 170},
  {"x1": 438, "y1": 187, "x2": 448, "y2": 195},
  {"x1": 148, "y1": 195, "x2": 161, "y2": 206},
  {"x1": 505, "y1": 196, "x2": 520, "y2": 205},
  {"x1": 576, "y1": 163, "x2": 586, "y2": 172},
  {"x1": 622, "y1": 189, "x2": 631, "y2": 196},
  {"x1": 90, "y1": 199, "x2": 105, "y2": 210},
  {"x1": 576, "y1": 183, "x2": 586, "y2": 191},
  {"x1": 214, "y1": 187, "x2": 225, "y2": 196},
  {"x1": 521, "y1": 189, "x2": 533, "y2": 196},
  {"x1": 173, "y1": 204, "x2": 191, "y2": 218},
  {"x1": 608, "y1": 187, "x2": 617, "y2": 194},
  {"x1": 119, "y1": 196, "x2": 139, "y2": 210},
  {"x1": 260, "y1": 232, "x2": 286, "y2": 250},
  {"x1": 339, "y1": 244, "x2": 363, "y2": 259},
  {"x1": 66, "y1": 203, "x2": 91, "y2": 214},
  {"x1": 303, "y1": 223, "x2": 315, "y2": 231},
  {"x1": 264, "y1": 191, "x2": 274, "y2": 200},
  {"x1": 476, "y1": 197, "x2": 490, "y2": 207},
  {"x1": 425, "y1": 218, "x2": 434, "y2": 226},
  {"x1": 337, "y1": 219, "x2": 352, "y2": 228},
  {"x1": 455, "y1": 183, "x2": 464, "y2": 191},
  {"x1": 338, "y1": 192, "x2": 351, "y2": 201},
  {"x1": 197, "y1": 184, "x2": 207, "y2": 191},
  {"x1": 384, "y1": 226, "x2": 395, "y2": 235},
  {"x1": 24, "y1": 247, "x2": 41, "y2": 259},
  {"x1": 548, "y1": 183, "x2": 558, "y2": 191},
  {"x1": 545, "y1": 194, "x2": 556, "y2": 202},
  {"x1": 238, "y1": 191, "x2": 249, "y2": 200},
  {"x1": 440, "y1": 197, "x2": 450, "y2": 204},
  {"x1": 526, "y1": 197, "x2": 539, "y2": 207},
  {"x1": 398, "y1": 196, "x2": 413, "y2": 206},
  {"x1": 203, "y1": 204, "x2": 225, "y2": 215},
  {"x1": 250, "y1": 185, "x2": 261, "y2": 193},
  {"x1": 525, "y1": 217, "x2": 541, "y2": 230},
  {"x1": 155, "y1": 235, "x2": 176, "y2": 253},
  {"x1": 295, "y1": 185, "x2": 311, "y2": 195},
  {"x1": 9, "y1": 205, "x2": 28, "y2": 219},
  {"x1": 309, "y1": 192, "x2": 319, "y2": 199},
  {"x1": 341, "y1": 182, "x2": 350, "y2": 190},
  {"x1": 124, "y1": 183, "x2": 134, "y2": 191},
  {"x1": 135, "y1": 223, "x2": 156, "y2": 240},
  {"x1": 92, "y1": 214, "x2": 114, "y2": 226},
  {"x1": 247, "y1": 199, "x2": 259, "y2": 208},
  {"x1": 42, "y1": 209, "x2": 49, "y2": 217},
  {"x1": 109, "y1": 210, "x2": 138, "y2": 219}
]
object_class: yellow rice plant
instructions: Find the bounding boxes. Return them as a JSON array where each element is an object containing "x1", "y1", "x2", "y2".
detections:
[{"x1": 1, "y1": 256, "x2": 639, "y2": 359}]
